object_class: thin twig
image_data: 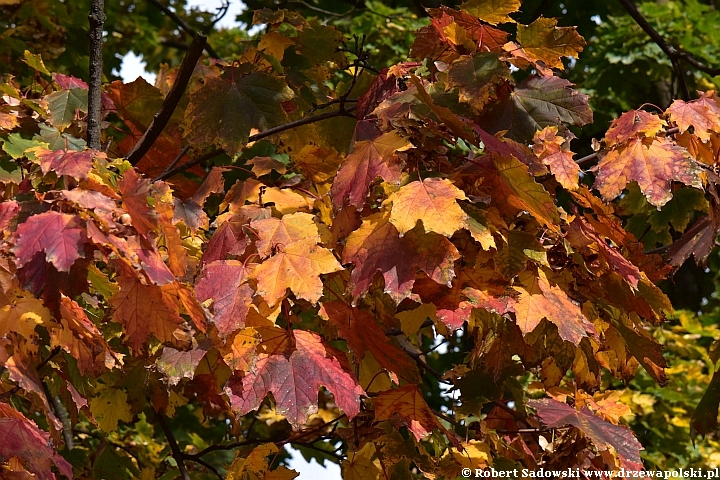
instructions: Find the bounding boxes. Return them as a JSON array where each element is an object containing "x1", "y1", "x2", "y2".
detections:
[
  {"x1": 156, "y1": 106, "x2": 356, "y2": 181},
  {"x1": 617, "y1": 0, "x2": 720, "y2": 100},
  {"x1": 127, "y1": 34, "x2": 207, "y2": 166},
  {"x1": 291, "y1": 441, "x2": 344, "y2": 461},
  {"x1": 157, "y1": 414, "x2": 191, "y2": 480},
  {"x1": 184, "y1": 455, "x2": 224, "y2": 479},
  {"x1": 147, "y1": 0, "x2": 219, "y2": 58},
  {"x1": 87, "y1": 0, "x2": 105, "y2": 150},
  {"x1": 154, "y1": 144, "x2": 190, "y2": 181},
  {"x1": 386, "y1": 319, "x2": 433, "y2": 336}
]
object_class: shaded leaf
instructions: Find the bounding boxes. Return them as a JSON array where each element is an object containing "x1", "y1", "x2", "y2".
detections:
[
  {"x1": 184, "y1": 71, "x2": 293, "y2": 156},
  {"x1": 331, "y1": 131, "x2": 410, "y2": 208},
  {"x1": 479, "y1": 76, "x2": 592, "y2": 142},
  {"x1": 0, "y1": 403, "x2": 73, "y2": 480},
  {"x1": 529, "y1": 398, "x2": 643, "y2": 471},
  {"x1": 195, "y1": 260, "x2": 255, "y2": 338},
  {"x1": 447, "y1": 53, "x2": 510, "y2": 111},
  {"x1": 226, "y1": 329, "x2": 364, "y2": 426},
  {"x1": 321, "y1": 302, "x2": 421, "y2": 383},
  {"x1": 513, "y1": 270, "x2": 596, "y2": 344},
  {"x1": 343, "y1": 213, "x2": 460, "y2": 303}
]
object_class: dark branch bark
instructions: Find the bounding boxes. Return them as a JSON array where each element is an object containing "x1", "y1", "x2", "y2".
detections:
[
  {"x1": 618, "y1": 0, "x2": 720, "y2": 100},
  {"x1": 127, "y1": 34, "x2": 206, "y2": 166},
  {"x1": 157, "y1": 414, "x2": 191, "y2": 480},
  {"x1": 87, "y1": 0, "x2": 105, "y2": 150},
  {"x1": 147, "y1": 0, "x2": 219, "y2": 58},
  {"x1": 155, "y1": 105, "x2": 357, "y2": 181}
]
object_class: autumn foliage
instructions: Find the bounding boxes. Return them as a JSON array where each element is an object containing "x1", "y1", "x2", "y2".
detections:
[{"x1": 2, "y1": 0, "x2": 720, "y2": 478}]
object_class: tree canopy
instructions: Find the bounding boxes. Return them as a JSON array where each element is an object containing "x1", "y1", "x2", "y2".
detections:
[{"x1": 2, "y1": 0, "x2": 720, "y2": 478}]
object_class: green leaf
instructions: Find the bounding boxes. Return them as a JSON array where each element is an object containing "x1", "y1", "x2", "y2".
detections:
[
  {"x1": 495, "y1": 229, "x2": 548, "y2": 278},
  {"x1": 1, "y1": 133, "x2": 45, "y2": 159},
  {"x1": 479, "y1": 76, "x2": 592, "y2": 142},
  {"x1": 184, "y1": 71, "x2": 293, "y2": 156},
  {"x1": 447, "y1": 53, "x2": 510, "y2": 111},
  {"x1": 691, "y1": 370, "x2": 720, "y2": 437},
  {"x1": 649, "y1": 187, "x2": 708, "y2": 233},
  {"x1": 295, "y1": 20, "x2": 345, "y2": 65},
  {"x1": 45, "y1": 88, "x2": 88, "y2": 131},
  {"x1": 22, "y1": 50, "x2": 51, "y2": 76},
  {"x1": 35, "y1": 123, "x2": 86, "y2": 151}
]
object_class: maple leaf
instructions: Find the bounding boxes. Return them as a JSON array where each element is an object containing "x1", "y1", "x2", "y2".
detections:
[
  {"x1": 156, "y1": 345, "x2": 208, "y2": 386},
  {"x1": 251, "y1": 212, "x2": 320, "y2": 259},
  {"x1": 37, "y1": 147, "x2": 94, "y2": 179},
  {"x1": 593, "y1": 137, "x2": 702, "y2": 207},
  {"x1": 374, "y1": 384, "x2": 458, "y2": 445},
  {"x1": 172, "y1": 167, "x2": 227, "y2": 232},
  {"x1": 447, "y1": 53, "x2": 510, "y2": 111},
  {"x1": 460, "y1": 0, "x2": 520, "y2": 24},
  {"x1": 52, "y1": 295, "x2": 117, "y2": 376},
  {"x1": 89, "y1": 387, "x2": 133, "y2": 432},
  {"x1": 251, "y1": 237, "x2": 343, "y2": 307},
  {"x1": 321, "y1": 302, "x2": 421, "y2": 383},
  {"x1": 183, "y1": 70, "x2": 293, "y2": 156},
  {"x1": 604, "y1": 109, "x2": 666, "y2": 147},
  {"x1": 532, "y1": 126, "x2": 579, "y2": 190},
  {"x1": 485, "y1": 155, "x2": 561, "y2": 231},
  {"x1": 566, "y1": 217, "x2": 641, "y2": 288},
  {"x1": 667, "y1": 93, "x2": 720, "y2": 142},
  {"x1": 0, "y1": 403, "x2": 74, "y2": 480},
  {"x1": 342, "y1": 213, "x2": 460, "y2": 303},
  {"x1": 195, "y1": 260, "x2": 255, "y2": 338},
  {"x1": 386, "y1": 178, "x2": 468, "y2": 237},
  {"x1": 513, "y1": 270, "x2": 596, "y2": 344},
  {"x1": 11, "y1": 211, "x2": 87, "y2": 272},
  {"x1": 45, "y1": 87, "x2": 87, "y2": 130},
  {"x1": 226, "y1": 443, "x2": 299, "y2": 480},
  {"x1": 109, "y1": 273, "x2": 184, "y2": 352},
  {"x1": 0, "y1": 199, "x2": 18, "y2": 232},
  {"x1": 202, "y1": 210, "x2": 257, "y2": 264},
  {"x1": 220, "y1": 327, "x2": 260, "y2": 372},
  {"x1": 478, "y1": 76, "x2": 592, "y2": 142},
  {"x1": 226, "y1": 329, "x2": 364, "y2": 426},
  {"x1": 331, "y1": 131, "x2": 410, "y2": 208},
  {"x1": 248, "y1": 156, "x2": 288, "y2": 177},
  {"x1": 118, "y1": 168, "x2": 158, "y2": 235},
  {"x1": 516, "y1": 17, "x2": 586, "y2": 70},
  {"x1": 529, "y1": 398, "x2": 643, "y2": 471}
]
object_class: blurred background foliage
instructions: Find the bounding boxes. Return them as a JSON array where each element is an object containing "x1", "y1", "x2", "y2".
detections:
[{"x1": 4, "y1": 0, "x2": 720, "y2": 470}]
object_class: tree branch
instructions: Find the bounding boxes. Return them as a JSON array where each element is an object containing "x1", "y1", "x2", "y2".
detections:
[
  {"x1": 155, "y1": 105, "x2": 357, "y2": 181},
  {"x1": 87, "y1": 0, "x2": 105, "y2": 150},
  {"x1": 147, "y1": 0, "x2": 219, "y2": 58},
  {"x1": 127, "y1": 34, "x2": 206, "y2": 166},
  {"x1": 157, "y1": 414, "x2": 191, "y2": 480},
  {"x1": 618, "y1": 0, "x2": 720, "y2": 100}
]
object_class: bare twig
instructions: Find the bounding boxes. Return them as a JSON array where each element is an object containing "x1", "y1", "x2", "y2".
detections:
[
  {"x1": 156, "y1": 105, "x2": 357, "y2": 181},
  {"x1": 184, "y1": 455, "x2": 224, "y2": 479},
  {"x1": 157, "y1": 414, "x2": 191, "y2": 480},
  {"x1": 618, "y1": 0, "x2": 720, "y2": 100},
  {"x1": 87, "y1": 0, "x2": 105, "y2": 150},
  {"x1": 127, "y1": 34, "x2": 206, "y2": 166},
  {"x1": 147, "y1": 0, "x2": 219, "y2": 58},
  {"x1": 386, "y1": 319, "x2": 433, "y2": 336}
]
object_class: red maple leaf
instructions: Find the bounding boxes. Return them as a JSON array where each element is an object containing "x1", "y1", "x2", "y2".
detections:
[
  {"x1": 11, "y1": 211, "x2": 87, "y2": 272},
  {"x1": 226, "y1": 329, "x2": 364, "y2": 426}
]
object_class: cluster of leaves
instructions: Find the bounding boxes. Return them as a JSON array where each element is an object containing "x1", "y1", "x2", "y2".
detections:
[{"x1": 2, "y1": 0, "x2": 720, "y2": 478}]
